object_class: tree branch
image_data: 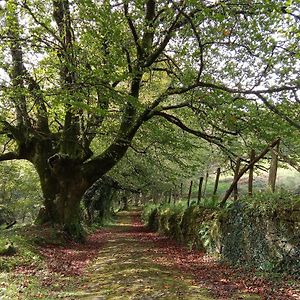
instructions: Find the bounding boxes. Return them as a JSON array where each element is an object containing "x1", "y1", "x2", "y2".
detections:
[
  {"x1": 142, "y1": 0, "x2": 156, "y2": 55},
  {"x1": 256, "y1": 94, "x2": 300, "y2": 131},
  {"x1": 23, "y1": 70, "x2": 50, "y2": 133},
  {"x1": 0, "y1": 152, "x2": 22, "y2": 162},
  {"x1": 21, "y1": 1, "x2": 62, "y2": 44},
  {"x1": 144, "y1": 5, "x2": 186, "y2": 68},
  {"x1": 153, "y1": 111, "x2": 222, "y2": 142},
  {"x1": 181, "y1": 11, "x2": 204, "y2": 81},
  {"x1": 124, "y1": 2, "x2": 143, "y2": 58}
]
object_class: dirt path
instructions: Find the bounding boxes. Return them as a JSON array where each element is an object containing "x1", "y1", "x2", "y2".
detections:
[
  {"x1": 58, "y1": 210, "x2": 299, "y2": 300},
  {"x1": 76, "y1": 211, "x2": 214, "y2": 300}
]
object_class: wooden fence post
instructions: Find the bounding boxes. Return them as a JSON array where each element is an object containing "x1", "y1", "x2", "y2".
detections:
[
  {"x1": 203, "y1": 171, "x2": 209, "y2": 197},
  {"x1": 268, "y1": 139, "x2": 280, "y2": 192},
  {"x1": 213, "y1": 168, "x2": 221, "y2": 196},
  {"x1": 233, "y1": 158, "x2": 241, "y2": 201},
  {"x1": 187, "y1": 180, "x2": 193, "y2": 207},
  {"x1": 197, "y1": 176, "x2": 204, "y2": 205},
  {"x1": 180, "y1": 182, "x2": 183, "y2": 199},
  {"x1": 248, "y1": 149, "x2": 255, "y2": 196}
]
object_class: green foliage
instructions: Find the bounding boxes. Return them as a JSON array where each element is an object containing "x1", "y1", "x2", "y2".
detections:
[
  {"x1": 200, "y1": 196, "x2": 221, "y2": 209},
  {"x1": 142, "y1": 202, "x2": 159, "y2": 224},
  {"x1": 0, "y1": 241, "x2": 16, "y2": 256},
  {"x1": 198, "y1": 217, "x2": 221, "y2": 252},
  {"x1": 0, "y1": 161, "x2": 42, "y2": 224},
  {"x1": 238, "y1": 190, "x2": 300, "y2": 215},
  {"x1": 0, "y1": 0, "x2": 300, "y2": 238}
]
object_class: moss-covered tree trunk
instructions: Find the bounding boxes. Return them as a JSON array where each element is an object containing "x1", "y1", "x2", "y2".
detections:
[
  {"x1": 83, "y1": 177, "x2": 117, "y2": 226},
  {"x1": 32, "y1": 149, "x2": 88, "y2": 240}
]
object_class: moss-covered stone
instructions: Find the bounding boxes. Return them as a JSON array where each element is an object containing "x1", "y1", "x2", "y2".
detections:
[
  {"x1": 180, "y1": 206, "x2": 220, "y2": 251},
  {"x1": 0, "y1": 242, "x2": 17, "y2": 256},
  {"x1": 147, "y1": 208, "x2": 159, "y2": 231},
  {"x1": 145, "y1": 200, "x2": 300, "y2": 276},
  {"x1": 168, "y1": 210, "x2": 184, "y2": 243},
  {"x1": 158, "y1": 208, "x2": 171, "y2": 234},
  {"x1": 220, "y1": 202, "x2": 300, "y2": 276}
]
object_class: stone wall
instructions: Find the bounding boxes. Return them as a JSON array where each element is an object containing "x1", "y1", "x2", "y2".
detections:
[{"x1": 145, "y1": 202, "x2": 300, "y2": 276}]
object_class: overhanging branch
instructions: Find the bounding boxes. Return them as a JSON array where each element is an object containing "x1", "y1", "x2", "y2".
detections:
[
  {"x1": 153, "y1": 111, "x2": 221, "y2": 142},
  {"x1": 256, "y1": 94, "x2": 300, "y2": 131},
  {"x1": 0, "y1": 152, "x2": 22, "y2": 162}
]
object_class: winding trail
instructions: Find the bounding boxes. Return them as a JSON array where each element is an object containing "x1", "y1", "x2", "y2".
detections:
[{"x1": 67, "y1": 210, "x2": 299, "y2": 300}]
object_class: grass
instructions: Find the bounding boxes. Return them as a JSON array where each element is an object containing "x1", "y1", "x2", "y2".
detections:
[{"x1": 0, "y1": 224, "x2": 79, "y2": 300}]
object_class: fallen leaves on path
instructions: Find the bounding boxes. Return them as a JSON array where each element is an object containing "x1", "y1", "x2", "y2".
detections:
[
  {"x1": 38, "y1": 229, "x2": 111, "y2": 276},
  {"x1": 128, "y1": 211, "x2": 300, "y2": 300},
  {"x1": 12, "y1": 211, "x2": 300, "y2": 300}
]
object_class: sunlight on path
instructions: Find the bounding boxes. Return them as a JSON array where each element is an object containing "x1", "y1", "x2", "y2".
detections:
[{"x1": 72, "y1": 212, "x2": 214, "y2": 300}]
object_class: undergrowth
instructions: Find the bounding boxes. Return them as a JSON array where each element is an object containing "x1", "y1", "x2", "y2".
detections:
[{"x1": 238, "y1": 189, "x2": 300, "y2": 214}]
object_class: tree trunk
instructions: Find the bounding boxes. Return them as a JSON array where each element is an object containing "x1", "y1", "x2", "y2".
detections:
[
  {"x1": 83, "y1": 176, "x2": 116, "y2": 226},
  {"x1": 34, "y1": 151, "x2": 88, "y2": 241},
  {"x1": 36, "y1": 174, "x2": 86, "y2": 241}
]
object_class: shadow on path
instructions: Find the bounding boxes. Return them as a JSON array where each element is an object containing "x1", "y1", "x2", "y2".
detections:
[{"x1": 76, "y1": 211, "x2": 212, "y2": 300}]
